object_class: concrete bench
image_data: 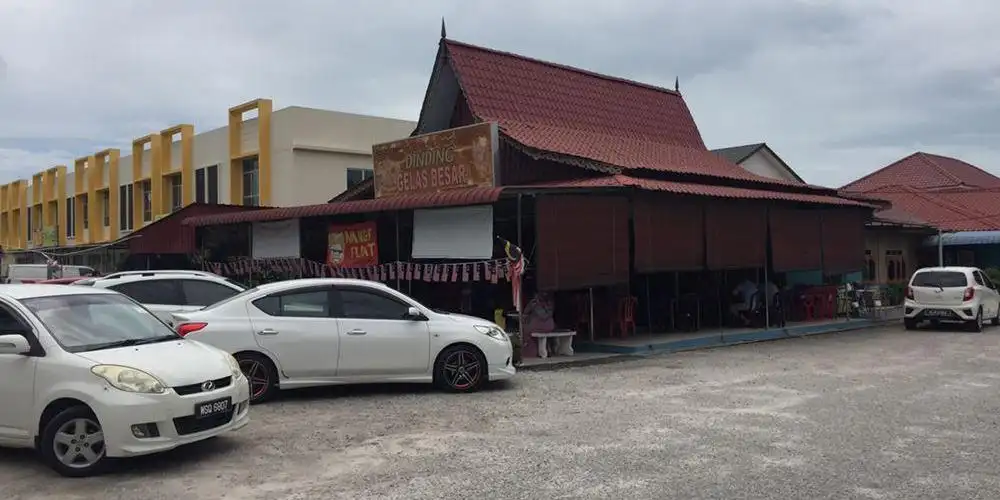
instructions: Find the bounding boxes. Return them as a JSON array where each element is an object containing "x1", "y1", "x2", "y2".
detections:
[{"x1": 530, "y1": 330, "x2": 576, "y2": 358}]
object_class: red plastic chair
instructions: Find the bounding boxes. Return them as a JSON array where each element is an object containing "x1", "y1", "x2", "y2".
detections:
[
  {"x1": 801, "y1": 292, "x2": 817, "y2": 321},
  {"x1": 612, "y1": 296, "x2": 638, "y2": 338}
]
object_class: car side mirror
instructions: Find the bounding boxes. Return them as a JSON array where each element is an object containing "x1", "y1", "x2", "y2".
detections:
[
  {"x1": 404, "y1": 307, "x2": 426, "y2": 321},
  {"x1": 0, "y1": 334, "x2": 31, "y2": 355}
]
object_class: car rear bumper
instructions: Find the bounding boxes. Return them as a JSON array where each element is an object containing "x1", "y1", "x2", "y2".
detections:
[{"x1": 904, "y1": 301, "x2": 980, "y2": 322}]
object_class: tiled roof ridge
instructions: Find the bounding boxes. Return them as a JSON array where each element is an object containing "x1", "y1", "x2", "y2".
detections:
[
  {"x1": 914, "y1": 152, "x2": 965, "y2": 187},
  {"x1": 443, "y1": 38, "x2": 682, "y2": 97},
  {"x1": 920, "y1": 152, "x2": 1000, "y2": 187},
  {"x1": 495, "y1": 120, "x2": 834, "y2": 193},
  {"x1": 840, "y1": 152, "x2": 924, "y2": 192}
]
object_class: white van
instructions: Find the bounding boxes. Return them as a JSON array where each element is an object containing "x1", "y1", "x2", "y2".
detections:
[{"x1": 3, "y1": 264, "x2": 98, "y2": 284}]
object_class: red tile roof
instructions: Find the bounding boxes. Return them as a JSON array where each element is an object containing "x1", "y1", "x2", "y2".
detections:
[
  {"x1": 863, "y1": 185, "x2": 1000, "y2": 231},
  {"x1": 842, "y1": 152, "x2": 1000, "y2": 230},
  {"x1": 841, "y1": 152, "x2": 1000, "y2": 192},
  {"x1": 183, "y1": 188, "x2": 505, "y2": 227},
  {"x1": 528, "y1": 175, "x2": 874, "y2": 208},
  {"x1": 444, "y1": 39, "x2": 814, "y2": 190}
]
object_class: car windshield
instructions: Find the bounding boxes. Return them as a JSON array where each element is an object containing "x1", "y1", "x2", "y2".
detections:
[
  {"x1": 911, "y1": 271, "x2": 968, "y2": 288},
  {"x1": 21, "y1": 293, "x2": 179, "y2": 353}
]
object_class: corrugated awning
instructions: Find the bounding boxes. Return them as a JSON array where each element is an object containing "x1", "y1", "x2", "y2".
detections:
[
  {"x1": 925, "y1": 231, "x2": 1000, "y2": 247},
  {"x1": 182, "y1": 187, "x2": 506, "y2": 227}
]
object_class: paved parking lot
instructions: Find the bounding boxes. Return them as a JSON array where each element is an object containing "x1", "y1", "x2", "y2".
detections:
[{"x1": 5, "y1": 324, "x2": 1000, "y2": 499}]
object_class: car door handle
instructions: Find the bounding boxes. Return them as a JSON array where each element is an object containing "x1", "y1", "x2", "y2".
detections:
[
  {"x1": 346, "y1": 329, "x2": 367, "y2": 336},
  {"x1": 257, "y1": 328, "x2": 279, "y2": 336}
]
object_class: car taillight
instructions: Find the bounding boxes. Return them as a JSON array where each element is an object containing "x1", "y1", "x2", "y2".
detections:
[
  {"x1": 176, "y1": 322, "x2": 207, "y2": 337},
  {"x1": 905, "y1": 286, "x2": 914, "y2": 300},
  {"x1": 964, "y1": 287, "x2": 975, "y2": 301}
]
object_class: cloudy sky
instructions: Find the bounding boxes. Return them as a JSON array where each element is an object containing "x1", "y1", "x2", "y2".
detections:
[{"x1": 0, "y1": 0, "x2": 997, "y2": 188}]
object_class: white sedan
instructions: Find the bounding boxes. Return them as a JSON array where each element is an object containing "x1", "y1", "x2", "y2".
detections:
[
  {"x1": 172, "y1": 278, "x2": 516, "y2": 404},
  {"x1": 0, "y1": 285, "x2": 250, "y2": 477}
]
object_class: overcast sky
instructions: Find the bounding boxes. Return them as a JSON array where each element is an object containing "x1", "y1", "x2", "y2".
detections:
[{"x1": 0, "y1": 0, "x2": 997, "y2": 188}]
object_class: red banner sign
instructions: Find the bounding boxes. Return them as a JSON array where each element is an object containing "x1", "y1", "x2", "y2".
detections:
[{"x1": 327, "y1": 222, "x2": 378, "y2": 268}]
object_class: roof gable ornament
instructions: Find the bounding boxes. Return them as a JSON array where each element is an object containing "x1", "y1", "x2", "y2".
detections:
[
  {"x1": 440, "y1": 17, "x2": 447, "y2": 39},
  {"x1": 675, "y1": 76, "x2": 679, "y2": 92}
]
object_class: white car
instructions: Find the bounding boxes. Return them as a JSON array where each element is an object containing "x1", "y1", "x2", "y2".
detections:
[
  {"x1": 0, "y1": 285, "x2": 250, "y2": 477},
  {"x1": 78, "y1": 271, "x2": 245, "y2": 326},
  {"x1": 172, "y1": 278, "x2": 516, "y2": 404},
  {"x1": 904, "y1": 266, "x2": 1000, "y2": 331}
]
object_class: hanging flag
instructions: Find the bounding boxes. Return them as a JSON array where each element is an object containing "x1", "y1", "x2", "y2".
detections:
[
  {"x1": 501, "y1": 239, "x2": 526, "y2": 312},
  {"x1": 472, "y1": 262, "x2": 481, "y2": 282}
]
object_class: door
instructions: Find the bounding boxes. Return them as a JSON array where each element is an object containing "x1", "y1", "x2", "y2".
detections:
[
  {"x1": 107, "y1": 279, "x2": 186, "y2": 324},
  {"x1": 975, "y1": 270, "x2": 999, "y2": 318},
  {"x1": 332, "y1": 285, "x2": 430, "y2": 377},
  {"x1": 248, "y1": 287, "x2": 340, "y2": 379},
  {"x1": 0, "y1": 302, "x2": 37, "y2": 442}
]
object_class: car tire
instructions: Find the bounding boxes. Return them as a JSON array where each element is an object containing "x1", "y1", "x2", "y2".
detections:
[
  {"x1": 968, "y1": 308, "x2": 984, "y2": 332},
  {"x1": 39, "y1": 405, "x2": 110, "y2": 478},
  {"x1": 903, "y1": 318, "x2": 917, "y2": 330},
  {"x1": 434, "y1": 344, "x2": 488, "y2": 393},
  {"x1": 236, "y1": 352, "x2": 278, "y2": 405}
]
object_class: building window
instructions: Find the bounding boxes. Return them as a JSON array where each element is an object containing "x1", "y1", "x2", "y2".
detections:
[
  {"x1": 81, "y1": 194, "x2": 89, "y2": 230},
  {"x1": 119, "y1": 184, "x2": 134, "y2": 231},
  {"x1": 99, "y1": 190, "x2": 109, "y2": 227},
  {"x1": 864, "y1": 249, "x2": 876, "y2": 282},
  {"x1": 168, "y1": 174, "x2": 183, "y2": 212},
  {"x1": 26, "y1": 207, "x2": 32, "y2": 237},
  {"x1": 141, "y1": 180, "x2": 152, "y2": 222},
  {"x1": 207, "y1": 165, "x2": 218, "y2": 204},
  {"x1": 65, "y1": 197, "x2": 75, "y2": 238},
  {"x1": 195, "y1": 165, "x2": 219, "y2": 204},
  {"x1": 885, "y1": 250, "x2": 905, "y2": 283},
  {"x1": 195, "y1": 168, "x2": 205, "y2": 203},
  {"x1": 242, "y1": 157, "x2": 259, "y2": 207},
  {"x1": 346, "y1": 168, "x2": 374, "y2": 189}
]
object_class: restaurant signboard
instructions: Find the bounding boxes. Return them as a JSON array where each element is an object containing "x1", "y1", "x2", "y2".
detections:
[
  {"x1": 327, "y1": 221, "x2": 379, "y2": 269},
  {"x1": 372, "y1": 122, "x2": 499, "y2": 199}
]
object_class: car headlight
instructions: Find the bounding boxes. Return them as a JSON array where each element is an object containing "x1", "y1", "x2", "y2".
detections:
[
  {"x1": 474, "y1": 324, "x2": 508, "y2": 340},
  {"x1": 226, "y1": 354, "x2": 243, "y2": 380},
  {"x1": 91, "y1": 365, "x2": 166, "y2": 394}
]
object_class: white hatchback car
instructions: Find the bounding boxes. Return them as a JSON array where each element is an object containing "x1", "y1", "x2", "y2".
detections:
[
  {"x1": 0, "y1": 285, "x2": 250, "y2": 477},
  {"x1": 904, "y1": 266, "x2": 1000, "y2": 331},
  {"x1": 78, "y1": 271, "x2": 245, "y2": 326},
  {"x1": 172, "y1": 278, "x2": 516, "y2": 404}
]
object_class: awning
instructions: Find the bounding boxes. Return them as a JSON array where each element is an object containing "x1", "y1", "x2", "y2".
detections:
[
  {"x1": 925, "y1": 231, "x2": 1000, "y2": 247},
  {"x1": 183, "y1": 187, "x2": 505, "y2": 227},
  {"x1": 528, "y1": 174, "x2": 875, "y2": 208}
]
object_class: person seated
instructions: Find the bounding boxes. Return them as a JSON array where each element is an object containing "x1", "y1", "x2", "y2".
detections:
[{"x1": 729, "y1": 277, "x2": 758, "y2": 326}]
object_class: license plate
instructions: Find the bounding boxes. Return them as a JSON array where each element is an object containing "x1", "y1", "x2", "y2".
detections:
[
  {"x1": 195, "y1": 397, "x2": 231, "y2": 418},
  {"x1": 924, "y1": 309, "x2": 949, "y2": 317}
]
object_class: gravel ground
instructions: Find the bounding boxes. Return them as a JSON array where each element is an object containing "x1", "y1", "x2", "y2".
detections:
[{"x1": 5, "y1": 324, "x2": 1000, "y2": 499}]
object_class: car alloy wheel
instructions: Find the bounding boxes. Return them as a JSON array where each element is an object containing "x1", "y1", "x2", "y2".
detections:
[
  {"x1": 238, "y1": 357, "x2": 272, "y2": 402},
  {"x1": 442, "y1": 348, "x2": 483, "y2": 391},
  {"x1": 53, "y1": 417, "x2": 105, "y2": 470}
]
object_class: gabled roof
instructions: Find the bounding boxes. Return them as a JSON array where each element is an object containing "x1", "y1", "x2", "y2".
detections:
[
  {"x1": 841, "y1": 152, "x2": 1000, "y2": 193},
  {"x1": 841, "y1": 152, "x2": 1000, "y2": 231},
  {"x1": 711, "y1": 142, "x2": 806, "y2": 184},
  {"x1": 436, "y1": 39, "x2": 817, "y2": 190},
  {"x1": 712, "y1": 143, "x2": 766, "y2": 164}
]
